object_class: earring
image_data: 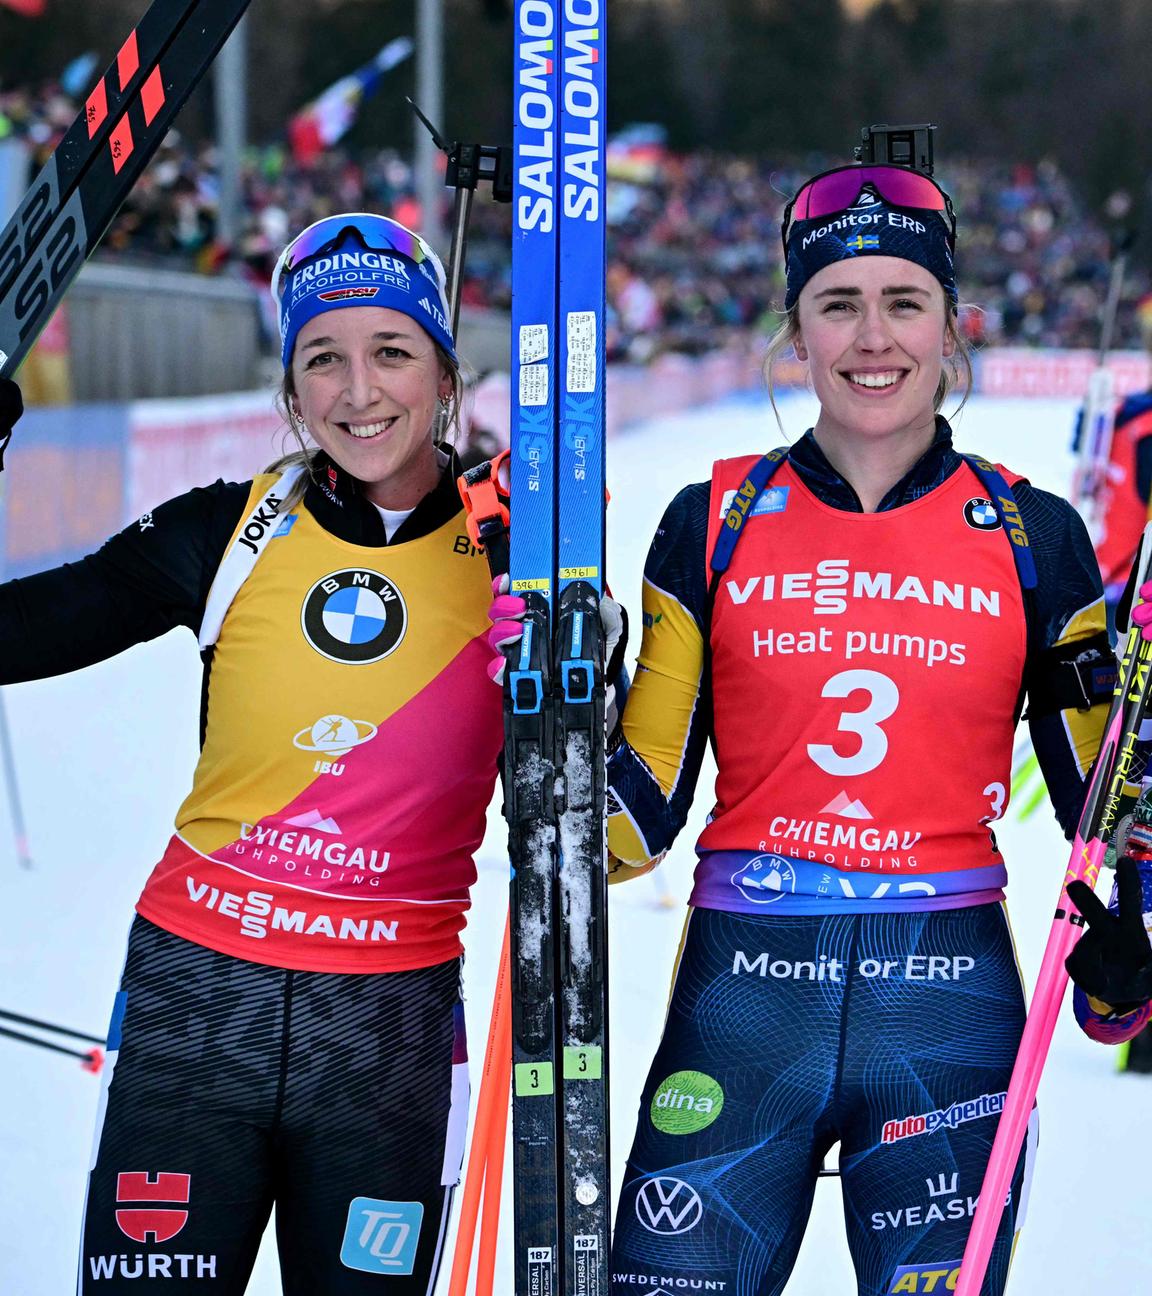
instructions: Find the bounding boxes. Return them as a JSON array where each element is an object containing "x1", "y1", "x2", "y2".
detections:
[{"x1": 438, "y1": 394, "x2": 450, "y2": 409}]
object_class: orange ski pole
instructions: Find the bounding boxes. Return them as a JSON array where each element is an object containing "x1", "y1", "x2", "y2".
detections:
[
  {"x1": 447, "y1": 914, "x2": 512, "y2": 1295},
  {"x1": 475, "y1": 955, "x2": 512, "y2": 1294}
]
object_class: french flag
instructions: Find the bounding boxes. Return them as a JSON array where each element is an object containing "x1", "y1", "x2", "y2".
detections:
[{"x1": 288, "y1": 36, "x2": 413, "y2": 165}]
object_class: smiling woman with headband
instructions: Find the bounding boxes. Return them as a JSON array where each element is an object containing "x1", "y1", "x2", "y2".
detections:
[
  {"x1": 591, "y1": 159, "x2": 1119, "y2": 1295},
  {"x1": 0, "y1": 212, "x2": 502, "y2": 1293}
]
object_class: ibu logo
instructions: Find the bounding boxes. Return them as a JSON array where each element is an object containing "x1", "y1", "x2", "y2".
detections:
[
  {"x1": 340, "y1": 1198, "x2": 423, "y2": 1275},
  {"x1": 650, "y1": 1070, "x2": 724, "y2": 1135}
]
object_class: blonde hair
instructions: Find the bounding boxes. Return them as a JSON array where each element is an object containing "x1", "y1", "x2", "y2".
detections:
[
  {"x1": 265, "y1": 340, "x2": 464, "y2": 513},
  {"x1": 762, "y1": 300, "x2": 974, "y2": 437}
]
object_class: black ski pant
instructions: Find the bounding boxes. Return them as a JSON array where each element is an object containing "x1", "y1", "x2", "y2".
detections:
[{"x1": 78, "y1": 917, "x2": 468, "y2": 1293}]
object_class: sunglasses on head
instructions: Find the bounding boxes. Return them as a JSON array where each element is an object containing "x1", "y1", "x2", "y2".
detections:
[
  {"x1": 781, "y1": 163, "x2": 956, "y2": 251},
  {"x1": 271, "y1": 214, "x2": 434, "y2": 306}
]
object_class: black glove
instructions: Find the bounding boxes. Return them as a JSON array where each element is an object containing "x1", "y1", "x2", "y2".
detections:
[
  {"x1": 1066, "y1": 856, "x2": 1152, "y2": 1013},
  {"x1": 0, "y1": 376, "x2": 23, "y2": 469}
]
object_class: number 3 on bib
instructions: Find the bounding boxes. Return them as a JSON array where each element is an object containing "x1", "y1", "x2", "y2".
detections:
[{"x1": 807, "y1": 669, "x2": 900, "y2": 777}]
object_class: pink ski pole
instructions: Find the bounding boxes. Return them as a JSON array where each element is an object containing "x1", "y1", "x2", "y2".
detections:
[{"x1": 956, "y1": 562, "x2": 1152, "y2": 1295}]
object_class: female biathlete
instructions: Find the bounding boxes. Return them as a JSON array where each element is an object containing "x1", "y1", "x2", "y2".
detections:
[
  {"x1": 0, "y1": 214, "x2": 501, "y2": 1293},
  {"x1": 601, "y1": 164, "x2": 1120, "y2": 1295}
]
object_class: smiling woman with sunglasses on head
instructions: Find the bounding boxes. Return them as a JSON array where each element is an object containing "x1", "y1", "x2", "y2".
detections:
[
  {"x1": 0, "y1": 214, "x2": 502, "y2": 1293},
  {"x1": 600, "y1": 163, "x2": 1117, "y2": 1295}
]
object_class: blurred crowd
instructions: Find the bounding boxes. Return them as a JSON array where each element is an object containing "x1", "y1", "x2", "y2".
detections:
[{"x1": 3, "y1": 80, "x2": 1150, "y2": 365}]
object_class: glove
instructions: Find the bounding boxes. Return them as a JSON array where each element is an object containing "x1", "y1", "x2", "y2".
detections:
[
  {"x1": 486, "y1": 575, "x2": 528, "y2": 685},
  {"x1": 1131, "y1": 581, "x2": 1152, "y2": 639},
  {"x1": 0, "y1": 377, "x2": 22, "y2": 467},
  {"x1": 1065, "y1": 856, "x2": 1152, "y2": 1013},
  {"x1": 485, "y1": 578, "x2": 628, "y2": 728}
]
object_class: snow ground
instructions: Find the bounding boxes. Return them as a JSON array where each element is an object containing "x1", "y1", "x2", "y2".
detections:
[{"x1": 0, "y1": 392, "x2": 1147, "y2": 1294}]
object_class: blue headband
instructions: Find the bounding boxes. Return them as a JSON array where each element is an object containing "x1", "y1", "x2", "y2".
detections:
[
  {"x1": 784, "y1": 193, "x2": 957, "y2": 311},
  {"x1": 277, "y1": 228, "x2": 455, "y2": 368}
]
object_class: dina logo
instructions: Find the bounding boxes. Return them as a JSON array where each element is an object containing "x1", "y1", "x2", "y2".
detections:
[{"x1": 650, "y1": 1070, "x2": 724, "y2": 1135}]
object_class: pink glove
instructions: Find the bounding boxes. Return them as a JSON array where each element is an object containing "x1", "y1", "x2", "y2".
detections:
[
  {"x1": 1133, "y1": 581, "x2": 1152, "y2": 641},
  {"x1": 486, "y1": 575, "x2": 527, "y2": 684}
]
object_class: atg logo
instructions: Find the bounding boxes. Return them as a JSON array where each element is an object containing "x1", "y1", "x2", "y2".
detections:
[
  {"x1": 885, "y1": 1261, "x2": 961, "y2": 1293},
  {"x1": 340, "y1": 1198, "x2": 423, "y2": 1275},
  {"x1": 634, "y1": 1177, "x2": 703, "y2": 1236}
]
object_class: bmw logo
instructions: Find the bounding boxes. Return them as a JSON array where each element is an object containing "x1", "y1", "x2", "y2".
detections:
[
  {"x1": 301, "y1": 569, "x2": 407, "y2": 664},
  {"x1": 963, "y1": 497, "x2": 1000, "y2": 531}
]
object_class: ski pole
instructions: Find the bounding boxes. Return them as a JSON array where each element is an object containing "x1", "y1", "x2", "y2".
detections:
[
  {"x1": 476, "y1": 953, "x2": 511, "y2": 1295},
  {"x1": 1071, "y1": 226, "x2": 1134, "y2": 535},
  {"x1": 0, "y1": 690, "x2": 31, "y2": 868},
  {"x1": 0, "y1": 1007, "x2": 105, "y2": 1045},
  {"x1": 447, "y1": 914, "x2": 511, "y2": 1296},
  {"x1": 0, "y1": 1025, "x2": 104, "y2": 1072},
  {"x1": 956, "y1": 525, "x2": 1152, "y2": 1296}
]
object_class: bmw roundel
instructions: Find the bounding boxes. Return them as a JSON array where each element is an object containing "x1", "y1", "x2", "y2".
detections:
[
  {"x1": 302, "y1": 569, "x2": 407, "y2": 664},
  {"x1": 963, "y1": 497, "x2": 1000, "y2": 531}
]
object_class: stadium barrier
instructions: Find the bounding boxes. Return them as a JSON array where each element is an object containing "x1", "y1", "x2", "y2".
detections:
[{"x1": 3, "y1": 343, "x2": 1148, "y2": 578}]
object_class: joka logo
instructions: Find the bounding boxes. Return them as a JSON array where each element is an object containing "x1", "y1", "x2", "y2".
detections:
[
  {"x1": 963, "y1": 497, "x2": 1000, "y2": 531},
  {"x1": 340, "y1": 1198, "x2": 423, "y2": 1275},
  {"x1": 634, "y1": 1177, "x2": 703, "y2": 1236},
  {"x1": 115, "y1": 1171, "x2": 190, "y2": 1243},
  {"x1": 650, "y1": 1070, "x2": 725, "y2": 1135},
  {"x1": 885, "y1": 1261, "x2": 961, "y2": 1292},
  {"x1": 301, "y1": 569, "x2": 407, "y2": 664},
  {"x1": 237, "y1": 493, "x2": 284, "y2": 554}
]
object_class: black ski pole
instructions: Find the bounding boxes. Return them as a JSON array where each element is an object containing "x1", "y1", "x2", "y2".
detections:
[
  {"x1": 0, "y1": 1006, "x2": 105, "y2": 1045},
  {"x1": 406, "y1": 98, "x2": 512, "y2": 334},
  {"x1": 0, "y1": 1025, "x2": 104, "y2": 1071}
]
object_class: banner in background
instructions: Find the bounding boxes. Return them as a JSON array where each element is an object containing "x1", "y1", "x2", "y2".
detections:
[
  {"x1": 127, "y1": 392, "x2": 287, "y2": 520},
  {"x1": 975, "y1": 347, "x2": 1152, "y2": 400},
  {"x1": 5, "y1": 344, "x2": 1150, "y2": 578},
  {"x1": 0, "y1": 405, "x2": 127, "y2": 580}
]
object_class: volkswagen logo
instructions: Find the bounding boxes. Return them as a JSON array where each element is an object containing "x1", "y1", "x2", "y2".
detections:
[{"x1": 634, "y1": 1176, "x2": 703, "y2": 1235}]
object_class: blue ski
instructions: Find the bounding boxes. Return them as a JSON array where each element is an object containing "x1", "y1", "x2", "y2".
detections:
[{"x1": 507, "y1": 0, "x2": 610, "y2": 1289}]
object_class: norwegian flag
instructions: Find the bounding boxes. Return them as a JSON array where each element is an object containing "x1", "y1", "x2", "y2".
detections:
[
  {"x1": 0, "y1": 0, "x2": 46, "y2": 15},
  {"x1": 288, "y1": 36, "x2": 413, "y2": 165}
]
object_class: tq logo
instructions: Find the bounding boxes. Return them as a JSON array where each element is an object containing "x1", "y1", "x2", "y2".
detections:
[
  {"x1": 633, "y1": 1176, "x2": 703, "y2": 1235},
  {"x1": 115, "y1": 1171, "x2": 191, "y2": 1243}
]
